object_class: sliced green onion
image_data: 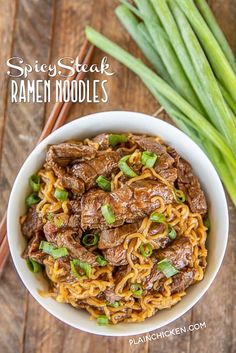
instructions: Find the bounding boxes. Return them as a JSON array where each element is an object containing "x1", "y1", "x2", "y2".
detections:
[
  {"x1": 118, "y1": 155, "x2": 138, "y2": 178},
  {"x1": 54, "y1": 217, "x2": 64, "y2": 228},
  {"x1": 150, "y1": 212, "x2": 166, "y2": 223},
  {"x1": 174, "y1": 189, "x2": 186, "y2": 203},
  {"x1": 101, "y1": 204, "x2": 116, "y2": 224},
  {"x1": 109, "y1": 134, "x2": 128, "y2": 147},
  {"x1": 39, "y1": 241, "x2": 68, "y2": 259},
  {"x1": 96, "y1": 255, "x2": 108, "y2": 266},
  {"x1": 141, "y1": 150, "x2": 158, "y2": 168},
  {"x1": 204, "y1": 217, "x2": 210, "y2": 230},
  {"x1": 25, "y1": 193, "x2": 41, "y2": 207},
  {"x1": 130, "y1": 283, "x2": 143, "y2": 297},
  {"x1": 82, "y1": 233, "x2": 99, "y2": 247},
  {"x1": 168, "y1": 225, "x2": 177, "y2": 240},
  {"x1": 29, "y1": 175, "x2": 40, "y2": 192},
  {"x1": 157, "y1": 259, "x2": 179, "y2": 278},
  {"x1": 71, "y1": 259, "x2": 92, "y2": 278},
  {"x1": 108, "y1": 301, "x2": 120, "y2": 308},
  {"x1": 26, "y1": 258, "x2": 41, "y2": 273},
  {"x1": 139, "y1": 243, "x2": 153, "y2": 257},
  {"x1": 96, "y1": 175, "x2": 111, "y2": 192},
  {"x1": 97, "y1": 315, "x2": 109, "y2": 326},
  {"x1": 54, "y1": 187, "x2": 68, "y2": 201},
  {"x1": 70, "y1": 260, "x2": 81, "y2": 279}
]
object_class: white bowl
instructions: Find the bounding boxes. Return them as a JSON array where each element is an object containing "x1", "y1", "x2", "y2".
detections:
[{"x1": 7, "y1": 111, "x2": 228, "y2": 336}]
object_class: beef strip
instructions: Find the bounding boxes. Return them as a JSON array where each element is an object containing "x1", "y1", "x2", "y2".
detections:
[
  {"x1": 102, "y1": 288, "x2": 123, "y2": 303},
  {"x1": 56, "y1": 230, "x2": 97, "y2": 266},
  {"x1": 43, "y1": 214, "x2": 81, "y2": 243},
  {"x1": 81, "y1": 180, "x2": 174, "y2": 230},
  {"x1": 154, "y1": 268, "x2": 195, "y2": 294},
  {"x1": 98, "y1": 223, "x2": 140, "y2": 250},
  {"x1": 103, "y1": 243, "x2": 129, "y2": 266},
  {"x1": 67, "y1": 200, "x2": 81, "y2": 215},
  {"x1": 23, "y1": 231, "x2": 45, "y2": 264},
  {"x1": 46, "y1": 142, "x2": 97, "y2": 167},
  {"x1": 143, "y1": 237, "x2": 193, "y2": 290},
  {"x1": 92, "y1": 133, "x2": 109, "y2": 150},
  {"x1": 21, "y1": 205, "x2": 44, "y2": 239},
  {"x1": 177, "y1": 158, "x2": 207, "y2": 214},
  {"x1": 71, "y1": 151, "x2": 119, "y2": 190}
]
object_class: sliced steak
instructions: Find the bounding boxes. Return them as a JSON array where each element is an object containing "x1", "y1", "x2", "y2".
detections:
[
  {"x1": 98, "y1": 223, "x2": 140, "y2": 250},
  {"x1": 81, "y1": 180, "x2": 174, "y2": 230},
  {"x1": 23, "y1": 231, "x2": 45, "y2": 264},
  {"x1": 43, "y1": 214, "x2": 81, "y2": 243},
  {"x1": 143, "y1": 237, "x2": 193, "y2": 290},
  {"x1": 155, "y1": 268, "x2": 195, "y2": 294},
  {"x1": 67, "y1": 200, "x2": 81, "y2": 215},
  {"x1": 103, "y1": 288, "x2": 123, "y2": 303},
  {"x1": 103, "y1": 243, "x2": 128, "y2": 266},
  {"x1": 56, "y1": 230, "x2": 97, "y2": 266},
  {"x1": 21, "y1": 205, "x2": 43, "y2": 239},
  {"x1": 92, "y1": 133, "x2": 109, "y2": 150},
  {"x1": 177, "y1": 158, "x2": 207, "y2": 214},
  {"x1": 71, "y1": 151, "x2": 119, "y2": 190},
  {"x1": 46, "y1": 142, "x2": 97, "y2": 167}
]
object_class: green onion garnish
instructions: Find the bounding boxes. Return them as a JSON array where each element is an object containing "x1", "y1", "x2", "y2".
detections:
[
  {"x1": 25, "y1": 193, "x2": 41, "y2": 207},
  {"x1": 204, "y1": 217, "x2": 210, "y2": 230},
  {"x1": 174, "y1": 189, "x2": 186, "y2": 203},
  {"x1": 108, "y1": 301, "x2": 120, "y2": 307},
  {"x1": 82, "y1": 233, "x2": 99, "y2": 247},
  {"x1": 150, "y1": 212, "x2": 166, "y2": 223},
  {"x1": 139, "y1": 243, "x2": 153, "y2": 257},
  {"x1": 71, "y1": 259, "x2": 92, "y2": 278},
  {"x1": 70, "y1": 260, "x2": 81, "y2": 279},
  {"x1": 96, "y1": 255, "x2": 108, "y2": 266},
  {"x1": 97, "y1": 315, "x2": 109, "y2": 326},
  {"x1": 109, "y1": 134, "x2": 128, "y2": 147},
  {"x1": 54, "y1": 217, "x2": 64, "y2": 228},
  {"x1": 29, "y1": 175, "x2": 41, "y2": 192},
  {"x1": 118, "y1": 155, "x2": 138, "y2": 178},
  {"x1": 54, "y1": 187, "x2": 68, "y2": 201},
  {"x1": 168, "y1": 225, "x2": 177, "y2": 240},
  {"x1": 101, "y1": 204, "x2": 116, "y2": 224},
  {"x1": 39, "y1": 241, "x2": 69, "y2": 259},
  {"x1": 96, "y1": 175, "x2": 111, "y2": 191},
  {"x1": 157, "y1": 259, "x2": 179, "y2": 278},
  {"x1": 141, "y1": 150, "x2": 158, "y2": 168},
  {"x1": 26, "y1": 258, "x2": 41, "y2": 273},
  {"x1": 130, "y1": 283, "x2": 143, "y2": 297}
]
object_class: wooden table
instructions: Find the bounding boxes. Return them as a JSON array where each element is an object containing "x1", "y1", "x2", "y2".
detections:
[{"x1": 0, "y1": 1, "x2": 235, "y2": 352}]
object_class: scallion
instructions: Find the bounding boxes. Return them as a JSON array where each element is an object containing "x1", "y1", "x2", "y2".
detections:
[
  {"x1": 25, "y1": 193, "x2": 40, "y2": 207},
  {"x1": 157, "y1": 258, "x2": 179, "y2": 278},
  {"x1": 168, "y1": 225, "x2": 177, "y2": 240},
  {"x1": 139, "y1": 243, "x2": 153, "y2": 257},
  {"x1": 118, "y1": 155, "x2": 138, "y2": 178},
  {"x1": 82, "y1": 233, "x2": 99, "y2": 247},
  {"x1": 54, "y1": 187, "x2": 68, "y2": 201},
  {"x1": 71, "y1": 259, "x2": 92, "y2": 278},
  {"x1": 96, "y1": 175, "x2": 111, "y2": 192},
  {"x1": 130, "y1": 283, "x2": 143, "y2": 297},
  {"x1": 108, "y1": 301, "x2": 120, "y2": 308},
  {"x1": 39, "y1": 241, "x2": 69, "y2": 259},
  {"x1": 101, "y1": 204, "x2": 116, "y2": 224},
  {"x1": 97, "y1": 315, "x2": 109, "y2": 326},
  {"x1": 29, "y1": 175, "x2": 40, "y2": 192},
  {"x1": 150, "y1": 212, "x2": 166, "y2": 223},
  {"x1": 174, "y1": 189, "x2": 186, "y2": 203},
  {"x1": 141, "y1": 150, "x2": 158, "y2": 168},
  {"x1": 26, "y1": 258, "x2": 41, "y2": 273},
  {"x1": 109, "y1": 134, "x2": 128, "y2": 147},
  {"x1": 96, "y1": 255, "x2": 108, "y2": 267}
]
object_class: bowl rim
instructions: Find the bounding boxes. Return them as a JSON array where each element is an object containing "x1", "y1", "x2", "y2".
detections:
[{"x1": 7, "y1": 110, "x2": 229, "y2": 336}]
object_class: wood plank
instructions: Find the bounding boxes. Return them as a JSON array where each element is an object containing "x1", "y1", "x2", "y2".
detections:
[{"x1": 0, "y1": 1, "x2": 54, "y2": 353}]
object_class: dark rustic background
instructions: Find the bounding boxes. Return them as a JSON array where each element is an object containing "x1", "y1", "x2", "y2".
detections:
[{"x1": 0, "y1": 1, "x2": 235, "y2": 353}]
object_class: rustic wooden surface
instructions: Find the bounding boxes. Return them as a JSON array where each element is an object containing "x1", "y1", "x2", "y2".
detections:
[{"x1": 0, "y1": 1, "x2": 235, "y2": 352}]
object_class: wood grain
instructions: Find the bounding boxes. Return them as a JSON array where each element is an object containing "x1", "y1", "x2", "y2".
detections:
[{"x1": 0, "y1": 1, "x2": 235, "y2": 353}]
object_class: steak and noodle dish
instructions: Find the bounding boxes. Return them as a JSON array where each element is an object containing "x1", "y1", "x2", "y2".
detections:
[{"x1": 21, "y1": 133, "x2": 208, "y2": 325}]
